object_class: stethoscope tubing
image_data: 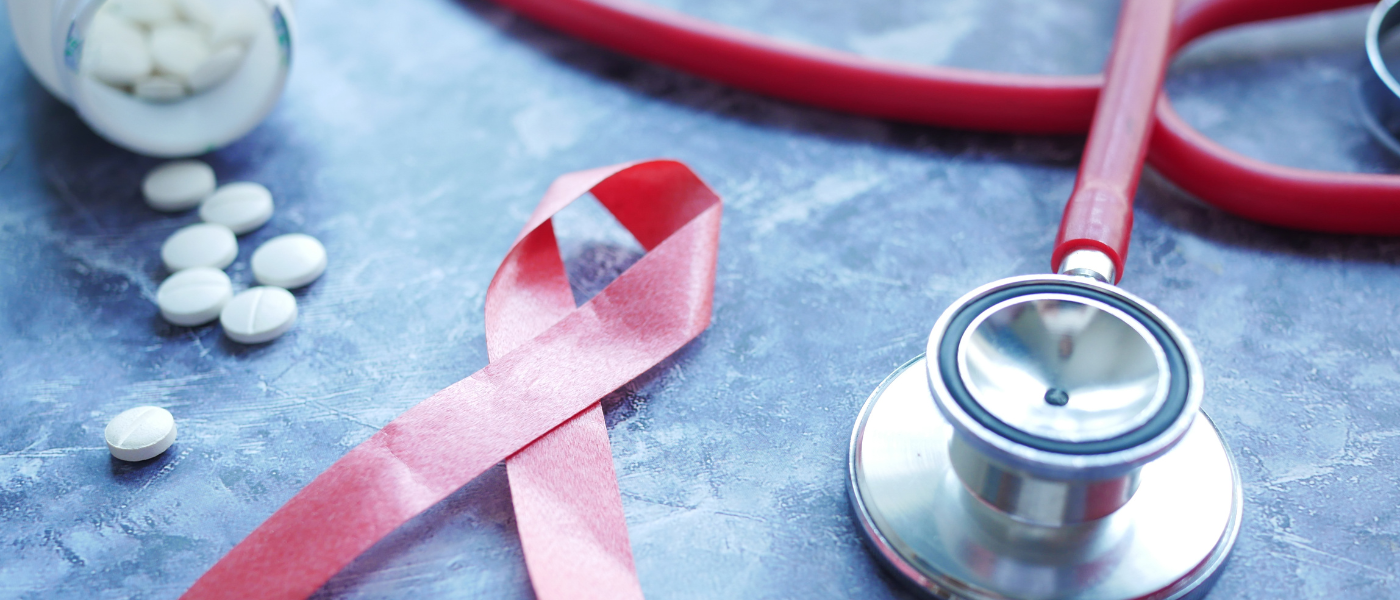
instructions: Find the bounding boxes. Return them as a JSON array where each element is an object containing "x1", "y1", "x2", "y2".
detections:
[
  {"x1": 1055, "y1": 0, "x2": 1176, "y2": 282},
  {"x1": 489, "y1": 0, "x2": 1400, "y2": 239}
]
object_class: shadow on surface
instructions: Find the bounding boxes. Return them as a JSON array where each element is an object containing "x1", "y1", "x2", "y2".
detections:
[
  {"x1": 310, "y1": 463, "x2": 536, "y2": 600},
  {"x1": 109, "y1": 447, "x2": 178, "y2": 484},
  {"x1": 564, "y1": 241, "x2": 645, "y2": 305}
]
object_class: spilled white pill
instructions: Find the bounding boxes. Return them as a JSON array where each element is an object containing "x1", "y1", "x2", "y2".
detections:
[
  {"x1": 221, "y1": 286, "x2": 297, "y2": 344},
  {"x1": 251, "y1": 234, "x2": 326, "y2": 289},
  {"x1": 133, "y1": 75, "x2": 186, "y2": 102},
  {"x1": 105, "y1": 406, "x2": 177, "y2": 462},
  {"x1": 186, "y1": 43, "x2": 245, "y2": 93},
  {"x1": 143, "y1": 160, "x2": 215, "y2": 212},
  {"x1": 149, "y1": 23, "x2": 210, "y2": 79},
  {"x1": 157, "y1": 267, "x2": 232, "y2": 326},
  {"x1": 199, "y1": 182, "x2": 273, "y2": 234},
  {"x1": 83, "y1": 12, "x2": 153, "y2": 87},
  {"x1": 161, "y1": 222, "x2": 237, "y2": 271}
]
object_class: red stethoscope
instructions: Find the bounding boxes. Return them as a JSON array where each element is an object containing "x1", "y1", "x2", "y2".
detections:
[{"x1": 493, "y1": 0, "x2": 1400, "y2": 269}]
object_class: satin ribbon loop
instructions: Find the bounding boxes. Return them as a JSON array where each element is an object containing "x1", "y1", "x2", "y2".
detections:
[
  {"x1": 487, "y1": 160, "x2": 720, "y2": 600},
  {"x1": 183, "y1": 160, "x2": 722, "y2": 600}
]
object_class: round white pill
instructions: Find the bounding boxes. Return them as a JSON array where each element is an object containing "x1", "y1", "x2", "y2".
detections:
[
  {"x1": 83, "y1": 13, "x2": 153, "y2": 87},
  {"x1": 105, "y1": 406, "x2": 177, "y2": 462},
  {"x1": 143, "y1": 160, "x2": 216, "y2": 212},
  {"x1": 187, "y1": 44, "x2": 245, "y2": 93},
  {"x1": 199, "y1": 182, "x2": 273, "y2": 234},
  {"x1": 133, "y1": 75, "x2": 186, "y2": 102},
  {"x1": 251, "y1": 234, "x2": 327, "y2": 289},
  {"x1": 149, "y1": 23, "x2": 210, "y2": 80},
  {"x1": 161, "y1": 223, "x2": 237, "y2": 272},
  {"x1": 156, "y1": 267, "x2": 232, "y2": 326},
  {"x1": 220, "y1": 286, "x2": 297, "y2": 344}
]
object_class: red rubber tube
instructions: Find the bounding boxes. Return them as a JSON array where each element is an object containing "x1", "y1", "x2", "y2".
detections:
[
  {"x1": 486, "y1": 0, "x2": 1400, "y2": 247},
  {"x1": 1157, "y1": 0, "x2": 1400, "y2": 235},
  {"x1": 492, "y1": 0, "x2": 1099, "y2": 133},
  {"x1": 1053, "y1": 0, "x2": 1176, "y2": 281}
]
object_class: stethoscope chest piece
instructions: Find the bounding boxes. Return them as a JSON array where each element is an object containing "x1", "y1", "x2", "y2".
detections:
[{"x1": 849, "y1": 275, "x2": 1241, "y2": 600}]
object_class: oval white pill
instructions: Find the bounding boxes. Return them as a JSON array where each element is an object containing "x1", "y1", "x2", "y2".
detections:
[
  {"x1": 161, "y1": 222, "x2": 237, "y2": 272},
  {"x1": 83, "y1": 13, "x2": 153, "y2": 87},
  {"x1": 149, "y1": 23, "x2": 210, "y2": 79},
  {"x1": 156, "y1": 267, "x2": 232, "y2": 326},
  {"x1": 199, "y1": 182, "x2": 273, "y2": 234},
  {"x1": 251, "y1": 234, "x2": 326, "y2": 289},
  {"x1": 105, "y1": 406, "x2": 177, "y2": 462},
  {"x1": 143, "y1": 160, "x2": 216, "y2": 212},
  {"x1": 187, "y1": 43, "x2": 245, "y2": 93},
  {"x1": 220, "y1": 286, "x2": 297, "y2": 344},
  {"x1": 133, "y1": 74, "x2": 187, "y2": 102}
]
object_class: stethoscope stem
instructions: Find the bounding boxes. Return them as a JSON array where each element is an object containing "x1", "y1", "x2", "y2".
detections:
[
  {"x1": 1053, "y1": 0, "x2": 1176, "y2": 284},
  {"x1": 1057, "y1": 248, "x2": 1117, "y2": 284}
]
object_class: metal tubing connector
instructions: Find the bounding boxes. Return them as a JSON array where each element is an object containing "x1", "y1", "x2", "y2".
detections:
[{"x1": 1058, "y1": 249, "x2": 1116, "y2": 284}]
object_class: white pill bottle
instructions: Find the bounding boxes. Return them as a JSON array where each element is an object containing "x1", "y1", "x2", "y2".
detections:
[{"x1": 7, "y1": 0, "x2": 295, "y2": 157}]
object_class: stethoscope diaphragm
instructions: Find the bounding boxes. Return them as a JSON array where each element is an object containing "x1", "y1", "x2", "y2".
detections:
[{"x1": 848, "y1": 274, "x2": 1242, "y2": 600}]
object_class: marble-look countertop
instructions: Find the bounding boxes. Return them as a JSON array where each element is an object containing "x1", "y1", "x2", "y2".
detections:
[{"x1": 1, "y1": 1, "x2": 1397, "y2": 598}]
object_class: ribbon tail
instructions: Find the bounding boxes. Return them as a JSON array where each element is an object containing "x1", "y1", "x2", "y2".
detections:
[{"x1": 508, "y1": 405, "x2": 644, "y2": 600}]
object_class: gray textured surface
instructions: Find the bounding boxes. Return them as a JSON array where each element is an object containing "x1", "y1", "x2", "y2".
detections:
[{"x1": 2, "y1": 1, "x2": 1399, "y2": 598}]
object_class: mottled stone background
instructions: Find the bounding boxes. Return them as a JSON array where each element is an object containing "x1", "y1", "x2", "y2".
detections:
[{"x1": 2, "y1": 1, "x2": 1398, "y2": 598}]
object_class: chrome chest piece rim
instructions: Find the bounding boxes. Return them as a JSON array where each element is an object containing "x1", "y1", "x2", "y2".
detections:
[
  {"x1": 848, "y1": 275, "x2": 1242, "y2": 600},
  {"x1": 929, "y1": 276, "x2": 1200, "y2": 481}
]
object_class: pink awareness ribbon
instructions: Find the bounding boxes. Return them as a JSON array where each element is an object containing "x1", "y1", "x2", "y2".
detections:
[{"x1": 182, "y1": 160, "x2": 723, "y2": 599}]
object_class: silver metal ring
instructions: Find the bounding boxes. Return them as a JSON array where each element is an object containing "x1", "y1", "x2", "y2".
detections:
[
  {"x1": 1358, "y1": 0, "x2": 1400, "y2": 155},
  {"x1": 1057, "y1": 248, "x2": 1116, "y2": 284},
  {"x1": 924, "y1": 274, "x2": 1203, "y2": 482}
]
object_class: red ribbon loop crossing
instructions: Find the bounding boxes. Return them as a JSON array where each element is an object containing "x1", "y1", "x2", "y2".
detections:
[{"x1": 183, "y1": 160, "x2": 723, "y2": 600}]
